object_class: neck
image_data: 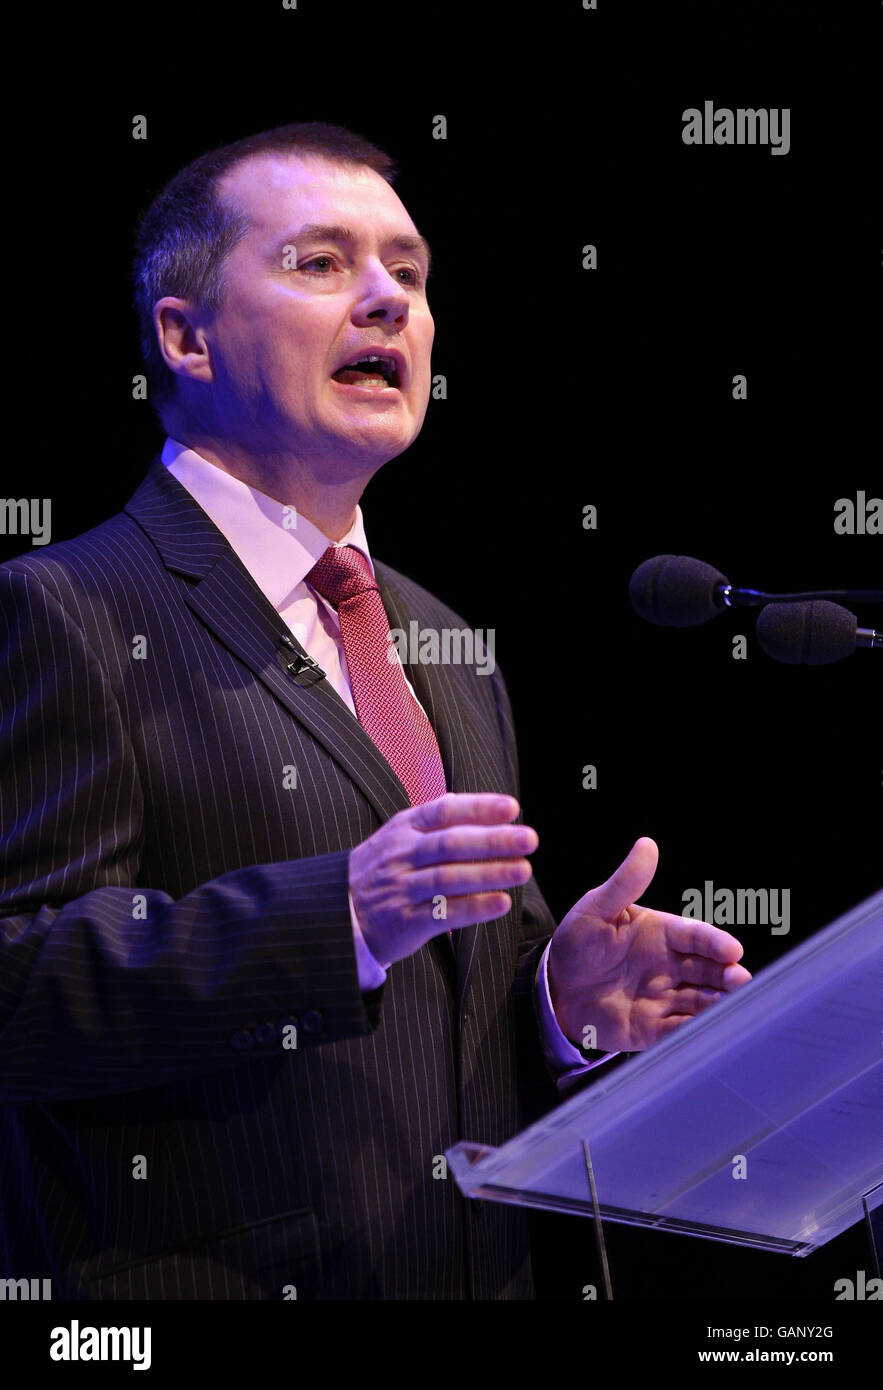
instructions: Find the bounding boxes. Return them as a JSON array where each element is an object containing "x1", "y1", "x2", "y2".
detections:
[{"x1": 167, "y1": 429, "x2": 372, "y2": 542}]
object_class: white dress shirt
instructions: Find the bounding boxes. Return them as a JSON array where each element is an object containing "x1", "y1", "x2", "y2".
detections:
[{"x1": 162, "y1": 438, "x2": 613, "y2": 1083}]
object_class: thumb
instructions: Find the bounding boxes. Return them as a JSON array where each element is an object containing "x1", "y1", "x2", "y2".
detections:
[{"x1": 589, "y1": 837, "x2": 659, "y2": 920}]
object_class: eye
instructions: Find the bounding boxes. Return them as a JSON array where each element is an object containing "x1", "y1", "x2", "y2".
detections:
[
  {"x1": 298, "y1": 255, "x2": 336, "y2": 274},
  {"x1": 394, "y1": 266, "x2": 422, "y2": 287}
]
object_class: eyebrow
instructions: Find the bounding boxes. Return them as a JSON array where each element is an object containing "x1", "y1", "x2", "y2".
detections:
[{"x1": 276, "y1": 223, "x2": 432, "y2": 275}]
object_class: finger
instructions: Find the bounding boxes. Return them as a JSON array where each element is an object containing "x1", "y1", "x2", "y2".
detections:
[
  {"x1": 667, "y1": 916, "x2": 746, "y2": 964},
  {"x1": 722, "y1": 962, "x2": 752, "y2": 989},
  {"x1": 589, "y1": 837, "x2": 659, "y2": 920},
  {"x1": 676, "y1": 956, "x2": 734, "y2": 990},
  {"x1": 407, "y1": 858, "x2": 533, "y2": 905},
  {"x1": 409, "y1": 792, "x2": 520, "y2": 832},
  {"x1": 413, "y1": 822, "x2": 538, "y2": 868},
  {"x1": 665, "y1": 986, "x2": 723, "y2": 1016},
  {"x1": 422, "y1": 891, "x2": 513, "y2": 935}
]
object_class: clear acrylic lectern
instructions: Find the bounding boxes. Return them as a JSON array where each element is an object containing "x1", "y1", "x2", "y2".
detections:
[{"x1": 447, "y1": 888, "x2": 883, "y2": 1255}]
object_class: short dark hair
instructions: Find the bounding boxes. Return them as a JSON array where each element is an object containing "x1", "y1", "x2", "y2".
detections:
[{"x1": 132, "y1": 122, "x2": 397, "y2": 415}]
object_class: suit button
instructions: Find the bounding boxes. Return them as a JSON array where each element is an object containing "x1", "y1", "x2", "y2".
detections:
[
  {"x1": 253, "y1": 1022, "x2": 277, "y2": 1045},
  {"x1": 231, "y1": 1030, "x2": 254, "y2": 1051},
  {"x1": 300, "y1": 1010, "x2": 324, "y2": 1035}
]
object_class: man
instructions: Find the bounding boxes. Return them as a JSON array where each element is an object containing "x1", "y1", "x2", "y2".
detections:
[{"x1": 0, "y1": 123, "x2": 750, "y2": 1299}]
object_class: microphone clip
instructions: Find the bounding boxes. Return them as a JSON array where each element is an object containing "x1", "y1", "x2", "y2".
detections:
[{"x1": 278, "y1": 633, "x2": 326, "y2": 688}]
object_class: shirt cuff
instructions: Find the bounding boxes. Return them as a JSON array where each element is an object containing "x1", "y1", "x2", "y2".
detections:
[
  {"x1": 536, "y1": 939, "x2": 619, "y2": 1085},
  {"x1": 349, "y1": 889, "x2": 389, "y2": 991}
]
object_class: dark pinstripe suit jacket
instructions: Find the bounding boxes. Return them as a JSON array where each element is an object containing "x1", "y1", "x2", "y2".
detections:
[{"x1": 0, "y1": 457, "x2": 563, "y2": 1300}]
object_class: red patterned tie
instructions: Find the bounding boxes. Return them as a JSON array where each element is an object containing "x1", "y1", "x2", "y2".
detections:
[{"x1": 306, "y1": 545, "x2": 448, "y2": 807}]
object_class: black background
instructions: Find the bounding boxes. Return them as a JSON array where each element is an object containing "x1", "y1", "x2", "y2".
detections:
[{"x1": 7, "y1": 0, "x2": 881, "y2": 1303}]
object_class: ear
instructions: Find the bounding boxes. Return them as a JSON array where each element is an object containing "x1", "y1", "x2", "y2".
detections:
[{"x1": 153, "y1": 297, "x2": 215, "y2": 387}]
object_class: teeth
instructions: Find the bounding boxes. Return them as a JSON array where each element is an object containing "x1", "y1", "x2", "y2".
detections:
[{"x1": 335, "y1": 352, "x2": 399, "y2": 383}]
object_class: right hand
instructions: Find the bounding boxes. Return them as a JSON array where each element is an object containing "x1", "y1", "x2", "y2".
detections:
[{"x1": 348, "y1": 792, "x2": 538, "y2": 968}]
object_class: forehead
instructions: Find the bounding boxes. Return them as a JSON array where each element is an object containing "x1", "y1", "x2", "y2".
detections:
[{"x1": 217, "y1": 152, "x2": 418, "y2": 242}]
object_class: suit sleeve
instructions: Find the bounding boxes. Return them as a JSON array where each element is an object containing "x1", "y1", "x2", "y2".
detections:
[{"x1": 0, "y1": 566, "x2": 382, "y2": 1105}]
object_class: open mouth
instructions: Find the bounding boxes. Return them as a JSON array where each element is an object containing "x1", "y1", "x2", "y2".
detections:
[{"x1": 331, "y1": 352, "x2": 401, "y2": 390}]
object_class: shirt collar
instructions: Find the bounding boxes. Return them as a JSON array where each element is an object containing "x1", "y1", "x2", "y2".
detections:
[{"x1": 160, "y1": 437, "x2": 374, "y2": 609}]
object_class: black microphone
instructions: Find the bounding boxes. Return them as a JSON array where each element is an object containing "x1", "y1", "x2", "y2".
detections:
[
  {"x1": 756, "y1": 601, "x2": 882, "y2": 665},
  {"x1": 628, "y1": 555, "x2": 730, "y2": 626},
  {"x1": 629, "y1": 555, "x2": 883, "y2": 628}
]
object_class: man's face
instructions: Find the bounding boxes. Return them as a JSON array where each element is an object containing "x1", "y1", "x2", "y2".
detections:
[{"x1": 199, "y1": 153, "x2": 434, "y2": 474}]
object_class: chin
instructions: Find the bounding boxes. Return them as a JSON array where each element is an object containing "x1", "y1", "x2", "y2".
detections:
[{"x1": 339, "y1": 417, "x2": 418, "y2": 457}]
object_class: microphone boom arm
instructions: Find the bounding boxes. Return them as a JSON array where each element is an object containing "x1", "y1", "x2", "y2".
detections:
[{"x1": 720, "y1": 586, "x2": 883, "y2": 608}]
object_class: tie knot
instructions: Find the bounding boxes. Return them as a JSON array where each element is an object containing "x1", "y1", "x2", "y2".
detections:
[{"x1": 306, "y1": 544, "x2": 378, "y2": 608}]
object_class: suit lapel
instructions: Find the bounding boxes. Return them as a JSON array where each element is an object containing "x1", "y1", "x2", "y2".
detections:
[{"x1": 124, "y1": 459, "x2": 411, "y2": 825}]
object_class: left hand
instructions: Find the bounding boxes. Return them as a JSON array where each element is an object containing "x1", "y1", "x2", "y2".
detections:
[{"x1": 547, "y1": 837, "x2": 752, "y2": 1052}]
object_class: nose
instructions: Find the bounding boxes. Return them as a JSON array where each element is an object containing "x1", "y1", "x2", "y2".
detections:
[{"x1": 352, "y1": 260, "x2": 410, "y2": 328}]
